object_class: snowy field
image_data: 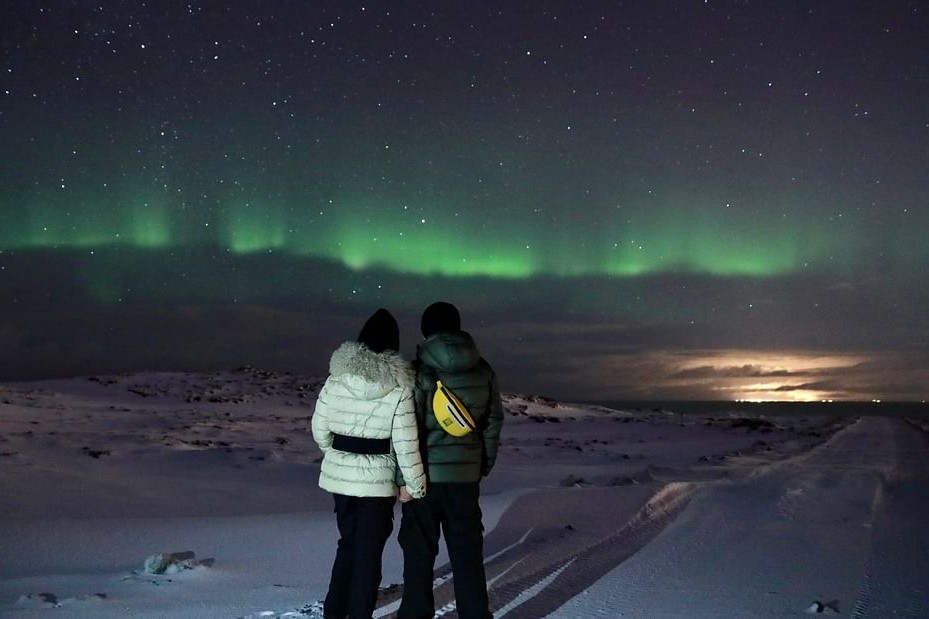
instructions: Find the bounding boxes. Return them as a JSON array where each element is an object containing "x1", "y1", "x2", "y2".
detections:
[{"x1": 2, "y1": 369, "x2": 928, "y2": 618}]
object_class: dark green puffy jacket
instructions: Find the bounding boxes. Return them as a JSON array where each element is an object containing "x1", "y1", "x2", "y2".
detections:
[{"x1": 403, "y1": 330, "x2": 504, "y2": 484}]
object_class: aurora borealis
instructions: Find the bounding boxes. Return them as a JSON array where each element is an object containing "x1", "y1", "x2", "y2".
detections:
[{"x1": 1, "y1": 2, "x2": 927, "y2": 401}]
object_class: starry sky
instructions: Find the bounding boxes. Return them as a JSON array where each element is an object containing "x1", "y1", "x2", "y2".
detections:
[{"x1": 1, "y1": 1, "x2": 927, "y2": 402}]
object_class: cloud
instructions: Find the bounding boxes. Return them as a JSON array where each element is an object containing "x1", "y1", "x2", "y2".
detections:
[
  {"x1": 670, "y1": 364, "x2": 802, "y2": 379},
  {"x1": 771, "y1": 381, "x2": 838, "y2": 392}
]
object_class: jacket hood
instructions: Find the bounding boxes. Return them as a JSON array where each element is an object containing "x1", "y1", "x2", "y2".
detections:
[
  {"x1": 417, "y1": 330, "x2": 481, "y2": 373},
  {"x1": 328, "y1": 341, "x2": 414, "y2": 400}
]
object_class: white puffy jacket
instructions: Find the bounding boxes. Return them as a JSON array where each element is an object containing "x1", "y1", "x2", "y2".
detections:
[{"x1": 311, "y1": 341, "x2": 426, "y2": 498}]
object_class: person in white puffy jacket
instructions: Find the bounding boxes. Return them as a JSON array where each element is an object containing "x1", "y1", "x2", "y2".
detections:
[{"x1": 311, "y1": 308, "x2": 426, "y2": 619}]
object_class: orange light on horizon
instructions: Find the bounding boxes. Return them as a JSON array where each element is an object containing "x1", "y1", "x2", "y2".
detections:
[
  {"x1": 670, "y1": 350, "x2": 870, "y2": 402},
  {"x1": 589, "y1": 348, "x2": 922, "y2": 402}
]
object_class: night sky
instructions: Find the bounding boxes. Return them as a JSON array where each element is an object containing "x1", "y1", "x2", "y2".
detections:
[{"x1": 2, "y1": 2, "x2": 927, "y2": 402}]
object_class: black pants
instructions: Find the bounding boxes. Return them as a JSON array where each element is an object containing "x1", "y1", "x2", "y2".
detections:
[
  {"x1": 324, "y1": 493, "x2": 395, "y2": 619},
  {"x1": 397, "y1": 482, "x2": 491, "y2": 619}
]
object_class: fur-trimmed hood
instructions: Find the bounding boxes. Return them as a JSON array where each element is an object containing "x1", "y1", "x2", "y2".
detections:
[{"x1": 328, "y1": 341, "x2": 414, "y2": 401}]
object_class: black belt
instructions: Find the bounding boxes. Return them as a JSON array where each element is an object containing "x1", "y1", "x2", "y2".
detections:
[{"x1": 332, "y1": 433, "x2": 391, "y2": 455}]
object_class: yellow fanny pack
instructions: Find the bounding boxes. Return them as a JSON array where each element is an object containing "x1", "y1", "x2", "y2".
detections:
[{"x1": 432, "y1": 380, "x2": 476, "y2": 437}]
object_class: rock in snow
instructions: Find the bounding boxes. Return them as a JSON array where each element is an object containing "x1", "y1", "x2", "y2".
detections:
[{"x1": 139, "y1": 551, "x2": 211, "y2": 575}]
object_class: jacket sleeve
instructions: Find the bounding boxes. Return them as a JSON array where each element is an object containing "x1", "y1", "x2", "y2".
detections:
[
  {"x1": 481, "y1": 369, "x2": 505, "y2": 476},
  {"x1": 391, "y1": 386, "x2": 427, "y2": 498},
  {"x1": 311, "y1": 381, "x2": 333, "y2": 453},
  {"x1": 396, "y1": 370, "x2": 429, "y2": 488}
]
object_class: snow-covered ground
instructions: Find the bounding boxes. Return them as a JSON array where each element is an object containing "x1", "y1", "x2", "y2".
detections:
[{"x1": 1, "y1": 369, "x2": 927, "y2": 618}]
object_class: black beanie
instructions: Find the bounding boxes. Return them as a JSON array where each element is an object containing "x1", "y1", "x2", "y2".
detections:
[
  {"x1": 357, "y1": 308, "x2": 400, "y2": 353},
  {"x1": 420, "y1": 301, "x2": 461, "y2": 338}
]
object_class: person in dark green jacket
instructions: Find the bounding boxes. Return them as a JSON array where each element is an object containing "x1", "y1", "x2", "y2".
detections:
[{"x1": 397, "y1": 301, "x2": 504, "y2": 619}]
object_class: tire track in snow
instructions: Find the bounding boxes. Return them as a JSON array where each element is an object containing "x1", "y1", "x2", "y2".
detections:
[
  {"x1": 493, "y1": 558, "x2": 576, "y2": 616},
  {"x1": 851, "y1": 420, "x2": 929, "y2": 619},
  {"x1": 375, "y1": 482, "x2": 697, "y2": 618},
  {"x1": 484, "y1": 482, "x2": 698, "y2": 618},
  {"x1": 373, "y1": 530, "x2": 534, "y2": 618}
]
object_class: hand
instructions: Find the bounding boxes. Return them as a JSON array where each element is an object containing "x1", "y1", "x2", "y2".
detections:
[{"x1": 399, "y1": 486, "x2": 414, "y2": 503}]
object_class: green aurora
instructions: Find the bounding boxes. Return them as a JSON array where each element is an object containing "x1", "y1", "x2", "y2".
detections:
[{"x1": 0, "y1": 188, "x2": 880, "y2": 280}]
